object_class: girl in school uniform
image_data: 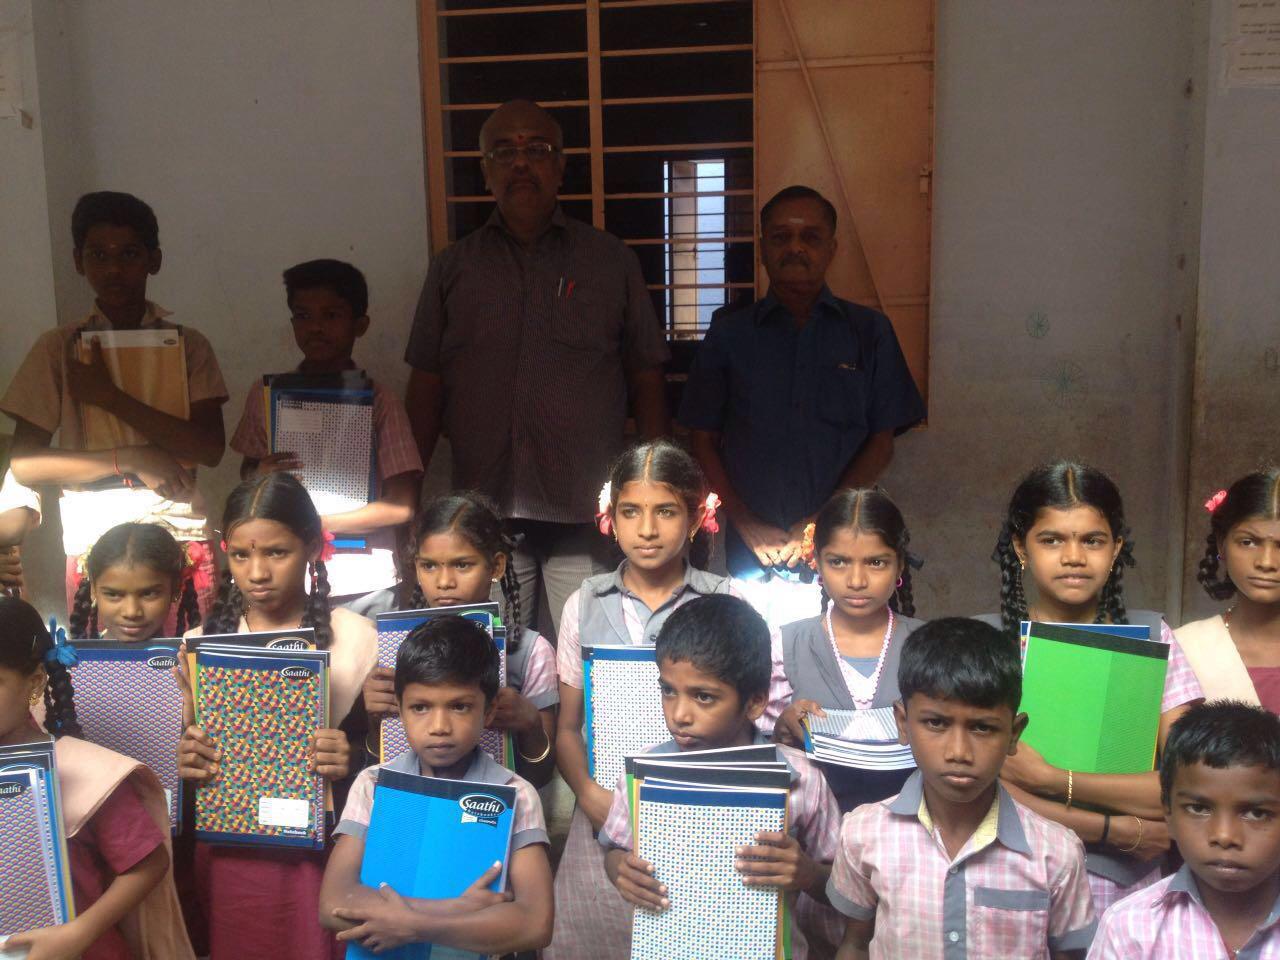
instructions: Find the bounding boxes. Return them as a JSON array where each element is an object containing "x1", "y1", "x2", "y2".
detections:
[
  {"x1": 546, "y1": 439, "x2": 730, "y2": 960},
  {"x1": 771, "y1": 488, "x2": 925, "y2": 812},
  {"x1": 981, "y1": 461, "x2": 1203, "y2": 913},
  {"x1": 68, "y1": 522, "x2": 201, "y2": 641},
  {"x1": 175, "y1": 473, "x2": 375, "y2": 960},
  {"x1": 0, "y1": 596, "x2": 193, "y2": 960},
  {"x1": 359, "y1": 491, "x2": 559, "y2": 784},
  {"x1": 1176, "y1": 469, "x2": 1280, "y2": 711}
]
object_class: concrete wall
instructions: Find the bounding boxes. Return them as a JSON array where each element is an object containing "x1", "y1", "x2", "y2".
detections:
[
  {"x1": 1181, "y1": 0, "x2": 1280, "y2": 622},
  {"x1": 886, "y1": 1, "x2": 1205, "y2": 620},
  {"x1": 4, "y1": 0, "x2": 1271, "y2": 626}
]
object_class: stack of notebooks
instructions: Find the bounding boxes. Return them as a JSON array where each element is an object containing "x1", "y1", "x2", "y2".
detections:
[
  {"x1": 78, "y1": 328, "x2": 189, "y2": 454},
  {"x1": 801, "y1": 706, "x2": 915, "y2": 772},
  {"x1": 70, "y1": 640, "x2": 185, "y2": 830},
  {"x1": 583, "y1": 644, "x2": 670, "y2": 789},
  {"x1": 1019, "y1": 621, "x2": 1168, "y2": 774},
  {"x1": 626, "y1": 746, "x2": 793, "y2": 960},
  {"x1": 375, "y1": 604, "x2": 512, "y2": 768},
  {"x1": 264, "y1": 371, "x2": 376, "y2": 547},
  {"x1": 0, "y1": 739, "x2": 74, "y2": 940},
  {"x1": 193, "y1": 629, "x2": 330, "y2": 848},
  {"x1": 349, "y1": 767, "x2": 519, "y2": 960}
]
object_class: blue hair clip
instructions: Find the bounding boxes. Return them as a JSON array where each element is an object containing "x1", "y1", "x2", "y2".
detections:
[{"x1": 44, "y1": 618, "x2": 80, "y2": 669}]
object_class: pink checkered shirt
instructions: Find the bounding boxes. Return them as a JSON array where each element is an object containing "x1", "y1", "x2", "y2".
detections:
[
  {"x1": 1087, "y1": 866, "x2": 1280, "y2": 959},
  {"x1": 1159, "y1": 621, "x2": 1203, "y2": 714},
  {"x1": 597, "y1": 734, "x2": 840, "y2": 960},
  {"x1": 828, "y1": 772, "x2": 1096, "y2": 959},
  {"x1": 336, "y1": 747, "x2": 547, "y2": 852},
  {"x1": 519, "y1": 632, "x2": 559, "y2": 709}
]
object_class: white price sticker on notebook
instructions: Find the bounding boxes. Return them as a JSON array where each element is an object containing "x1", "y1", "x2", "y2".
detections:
[{"x1": 258, "y1": 797, "x2": 310, "y2": 829}]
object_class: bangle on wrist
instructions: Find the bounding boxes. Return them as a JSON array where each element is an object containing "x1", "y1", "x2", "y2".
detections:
[
  {"x1": 1099, "y1": 814, "x2": 1111, "y2": 846},
  {"x1": 1119, "y1": 815, "x2": 1144, "y2": 854},
  {"x1": 1065, "y1": 769, "x2": 1074, "y2": 809},
  {"x1": 518, "y1": 728, "x2": 552, "y2": 764}
]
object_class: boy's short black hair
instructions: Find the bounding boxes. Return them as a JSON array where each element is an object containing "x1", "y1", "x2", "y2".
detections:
[
  {"x1": 898, "y1": 618, "x2": 1022, "y2": 714},
  {"x1": 283, "y1": 259, "x2": 369, "y2": 317},
  {"x1": 654, "y1": 594, "x2": 770, "y2": 703},
  {"x1": 1159, "y1": 700, "x2": 1280, "y2": 806},
  {"x1": 72, "y1": 191, "x2": 160, "y2": 251},
  {"x1": 394, "y1": 615, "x2": 500, "y2": 704}
]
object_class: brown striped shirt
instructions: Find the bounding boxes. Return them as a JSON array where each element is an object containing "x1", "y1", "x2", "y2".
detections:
[{"x1": 405, "y1": 207, "x2": 669, "y2": 523}]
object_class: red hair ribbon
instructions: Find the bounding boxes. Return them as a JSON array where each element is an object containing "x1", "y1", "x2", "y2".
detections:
[
  {"x1": 800, "y1": 522, "x2": 817, "y2": 571},
  {"x1": 1204, "y1": 489, "x2": 1228, "y2": 514},
  {"x1": 319, "y1": 529, "x2": 336, "y2": 563}
]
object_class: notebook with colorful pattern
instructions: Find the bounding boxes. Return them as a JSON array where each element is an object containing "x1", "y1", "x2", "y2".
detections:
[
  {"x1": 583, "y1": 645, "x2": 667, "y2": 789},
  {"x1": 71, "y1": 640, "x2": 184, "y2": 831},
  {"x1": 194, "y1": 646, "x2": 330, "y2": 848},
  {"x1": 0, "y1": 739, "x2": 74, "y2": 936}
]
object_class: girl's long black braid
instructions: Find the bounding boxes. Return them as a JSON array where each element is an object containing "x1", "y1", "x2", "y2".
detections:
[
  {"x1": 1096, "y1": 538, "x2": 1136, "y2": 625},
  {"x1": 203, "y1": 568, "x2": 245, "y2": 636},
  {"x1": 993, "y1": 527, "x2": 1029, "y2": 639},
  {"x1": 302, "y1": 560, "x2": 333, "y2": 650},
  {"x1": 69, "y1": 577, "x2": 98, "y2": 640},
  {"x1": 1197, "y1": 532, "x2": 1235, "y2": 601},
  {"x1": 175, "y1": 577, "x2": 202, "y2": 635},
  {"x1": 44, "y1": 657, "x2": 82, "y2": 738}
]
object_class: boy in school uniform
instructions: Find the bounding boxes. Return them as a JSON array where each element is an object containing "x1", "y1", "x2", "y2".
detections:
[
  {"x1": 600, "y1": 593, "x2": 843, "y2": 959},
  {"x1": 2, "y1": 191, "x2": 228, "y2": 615},
  {"x1": 319, "y1": 614, "x2": 554, "y2": 956},
  {"x1": 1088, "y1": 701, "x2": 1280, "y2": 959},
  {"x1": 829, "y1": 617, "x2": 1096, "y2": 960},
  {"x1": 230, "y1": 259, "x2": 422, "y2": 602}
]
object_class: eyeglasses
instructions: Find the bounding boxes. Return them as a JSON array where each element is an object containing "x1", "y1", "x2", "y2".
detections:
[{"x1": 483, "y1": 142, "x2": 559, "y2": 166}]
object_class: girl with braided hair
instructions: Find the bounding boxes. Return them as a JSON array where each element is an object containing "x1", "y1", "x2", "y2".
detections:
[
  {"x1": 175, "y1": 472, "x2": 375, "y2": 960},
  {"x1": 0, "y1": 596, "x2": 193, "y2": 959},
  {"x1": 981, "y1": 460, "x2": 1204, "y2": 914},
  {"x1": 771, "y1": 488, "x2": 926, "y2": 813},
  {"x1": 1176, "y1": 468, "x2": 1280, "y2": 711},
  {"x1": 68, "y1": 522, "x2": 201, "y2": 641},
  {"x1": 360, "y1": 491, "x2": 559, "y2": 785}
]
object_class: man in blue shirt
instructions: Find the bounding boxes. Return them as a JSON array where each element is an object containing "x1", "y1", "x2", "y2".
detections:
[{"x1": 678, "y1": 185, "x2": 925, "y2": 580}]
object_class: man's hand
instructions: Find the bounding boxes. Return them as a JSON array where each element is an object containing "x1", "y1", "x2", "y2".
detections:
[
  {"x1": 117, "y1": 445, "x2": 194, "y2": 502},
  {"x1": 613, "y1": 853, "x2": 668, "y2": 912},
  {"x1": 252, "y1": 452, "x2": 303, "y2": 477},
  {"x1": 362, "y1": 666, "x2": 398, "y2": 716},
  {"x1": 774, "y1": 699, "x2": 826, "y2": 749},
  {"x1": 0, "y1": 545, "x2": 25, "y2": 594},
  {"x1": 779, "y1": 519, "x2": 813, "y2": 569},
  {"x1": 489, "y1": 687, "x2": 541, "y2": 734},
  {"x1": 734, "y1": 513, "x2": 793, "y2": 568},
  {"x1": 65, "y1": 338, "x2": 121, "y2": 409},
  {"x1": 735, "y1": 830, "x2": 822, "y2": 894}
]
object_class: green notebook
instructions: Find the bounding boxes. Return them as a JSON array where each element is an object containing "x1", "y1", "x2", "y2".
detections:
[{"x1": 1020, "y1": 622, "x2": 1169, "y2": 774}]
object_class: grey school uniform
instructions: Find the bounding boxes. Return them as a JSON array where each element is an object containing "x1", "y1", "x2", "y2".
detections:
[
  {"x1": 781, "y1": 612, "x2": 924, "y2": 811},
  {"x1": 974, "y1": 608, "x2": 1170, "y2": 892},
  {"x1": 575, "y1": 561, "x2": 734, "y2": 648}
]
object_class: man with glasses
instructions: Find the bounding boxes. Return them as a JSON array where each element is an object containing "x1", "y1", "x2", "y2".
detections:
[{"x1": 404, "y1": 99, "x2": 670, "y2": 637}]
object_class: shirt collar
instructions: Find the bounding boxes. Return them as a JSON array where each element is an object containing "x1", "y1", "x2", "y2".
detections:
[
  {"x1": 756, "y1": 286, "x2": 841, "y2": 325},
  {"x1": 590, "y1": 560, "x2": 705, "y2": 600},
  {"x1": 82, "y1": 301, "x2": 171, "y2": 331},
  {"x1": 389, "y1": 747, "x2": 511, "y2": 786},
  {"x1": 484, "y1": 204, "x2": 568, "y2": 240},
  {"x1": 888, "y1": 771, "x2": 1031, "y2": 856},
  {"x1": 1165, "y1": 863, "x2": 1280, "y2": 930}
]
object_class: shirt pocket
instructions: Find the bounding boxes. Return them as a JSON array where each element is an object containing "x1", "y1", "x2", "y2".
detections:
[
  {"x1": 816, "y1": 358, "x2": 868, "y2": 429},
  {"x1": 550, "y1": 287, "x2": 621, "y2": 356},
  {"x1": 971, "y1": 886, "x2": 1051, "y2": 957}
]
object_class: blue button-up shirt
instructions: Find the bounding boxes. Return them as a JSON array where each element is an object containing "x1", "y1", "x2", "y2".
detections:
[{"x1": 678, "y1": 288, "x2": 925, "y2": 577}]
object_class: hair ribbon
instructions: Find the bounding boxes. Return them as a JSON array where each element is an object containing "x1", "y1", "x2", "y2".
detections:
[
  {"x1": 44, "y1": 618, "x2": 80, "y2": 668},
  {"x1": 1204, "y1": 489, "x2": 1228, "y2": 514}
]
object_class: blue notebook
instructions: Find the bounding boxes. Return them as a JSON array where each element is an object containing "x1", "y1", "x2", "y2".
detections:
[
  {"x1": 0, "y1": 738, "x2": 74, "y2": 936},
  {"x1": 349, "y1": 768, "x2": 517, "y2": 960}
]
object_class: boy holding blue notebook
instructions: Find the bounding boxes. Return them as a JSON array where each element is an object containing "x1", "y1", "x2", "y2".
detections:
[{"x1": 319, "y1": 615, "x2": 552, "y2": 957}]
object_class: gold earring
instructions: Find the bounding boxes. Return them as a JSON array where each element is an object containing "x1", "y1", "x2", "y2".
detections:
[{"x1": 29, "y1": 687, "x2": 42, "y2": 706}]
